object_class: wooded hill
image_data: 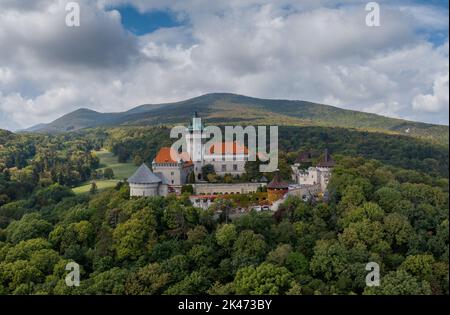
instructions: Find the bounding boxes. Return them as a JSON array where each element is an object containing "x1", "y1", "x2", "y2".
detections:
[{"x1": 24, "y1": 93, "x2": 449, "y2": 145}]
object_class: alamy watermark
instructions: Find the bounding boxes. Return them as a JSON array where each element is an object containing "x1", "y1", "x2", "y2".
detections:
[
  {"x1": 65, "y1": 1, "x2": 80, "y2": 27},
  {"x1": 65, "y1": 261, "x2": 80, "y2": 287},
  {"x1": 365, "y1": 262, "x2": 380, "y2": 287},
  {"x1": 365, "y1": 2, "x2": 380, "y2": 27},
  {"x1": 170, "y1": 117, "x2": 279, "y2": 172}
]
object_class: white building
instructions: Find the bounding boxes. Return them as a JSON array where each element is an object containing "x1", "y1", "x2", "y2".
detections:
[
  {"x1": 186, "y1": 112, "x2": 207, "y2": 181},
  {"x1": 185, "y1": 112, "x2": 249, "y2": 180},
  {"x1": 204, "y1": 142, "x2": 248, "y2": 177},
  {"x1": 128, "y1": 163, "x2": 167, "y2": 197},
  {"x1": 291, "y1": 149, "x2": 335, "y2": 194}
]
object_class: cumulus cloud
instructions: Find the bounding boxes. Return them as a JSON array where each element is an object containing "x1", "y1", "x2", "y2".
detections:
[
  {"x1": 0, "y1": 0, "x2": 449, "y2": 130},
  {"x1": 0, "y1": 0, "x2": 53, "y2": 11},
  {"x1": 413, "y1": 73, "x2": 449, "y2": 113},
  {"x1": 0, "y1": 86, "x2": 90, "y2": 129},
  {"x1": 0, "y1": 68, "x2": 14, "y2": 84},
  {"x1": 0, "y1": 1, "x2": 138, "y2": 69}
]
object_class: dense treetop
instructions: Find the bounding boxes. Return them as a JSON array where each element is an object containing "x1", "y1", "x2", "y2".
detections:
[{"x1": 0, "y1": 125, "x2": 448, "y2": 295}]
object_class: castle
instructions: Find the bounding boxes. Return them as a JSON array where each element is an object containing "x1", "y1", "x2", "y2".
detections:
[
  {"x1": 128, "y1": 113, "x2": 335, "y2": 203},
  {"x1": 128, "y1": 113, "x2": 250, "y2": 197}
]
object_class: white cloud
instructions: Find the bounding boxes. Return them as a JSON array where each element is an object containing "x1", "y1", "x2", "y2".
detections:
[
  {"x1": 0, "y1": 0, "x2": 449, "y2": 130},
  {"x1": 0, "y1": 67, "x2": 14, "y2": 84},
  {"x1": 413, "y1": 73, "x2": 449, "y2": 113},
  {"x1": 0, "y1": 87, "x2": 88, "y2": 129},
  {"x1": 364, "y1": 101, "x2": 404, "y2": 119}
]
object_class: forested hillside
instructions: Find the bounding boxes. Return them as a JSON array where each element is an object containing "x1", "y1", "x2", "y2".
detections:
[
  {"x1": 0, "y1": 156, "x2": 447, "y2": 294},
  {"x1": 0, "y1": 125, "x2": 448, "y2": 295},
  {"x1": 98, "y1": 126, "x2": 449, "y2": 178},
  {"x1": 25, "y1": 93, "x2": 449, "y2": 145}
]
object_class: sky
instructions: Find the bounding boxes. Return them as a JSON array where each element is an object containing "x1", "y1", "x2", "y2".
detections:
[{"x1": 0, "y1": 0, "x2": 448, "y2": 131}]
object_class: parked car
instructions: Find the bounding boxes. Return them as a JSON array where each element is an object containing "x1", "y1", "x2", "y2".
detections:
[{"x1": 252, "y1": 205, "x2": 262, "y2": 212}]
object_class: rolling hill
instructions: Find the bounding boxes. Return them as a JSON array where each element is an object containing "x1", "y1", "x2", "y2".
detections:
[{"x1": 24, "y1": 93, "x2": 449, "y2": 145}]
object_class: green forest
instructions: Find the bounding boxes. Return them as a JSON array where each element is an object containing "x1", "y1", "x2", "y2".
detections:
[{"x1": 0, "y1": 125, "x2": 448, "y2": 295}]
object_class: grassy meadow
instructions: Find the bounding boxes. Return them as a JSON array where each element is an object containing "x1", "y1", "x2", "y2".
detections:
[
  {"x1": 95, "y1": 149, "x2": 138, "y2": 180},
  {"x1": 72, "y1": 149, "x2": 137, "y2": 194}
]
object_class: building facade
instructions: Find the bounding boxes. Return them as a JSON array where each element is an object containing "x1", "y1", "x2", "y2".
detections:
[
  {"x1": 185, "y1": 113, "x2": 249, "y2": 180},
  {"x1": 204, "y1": 142, "x2": 248, "y2": 177},
  {"x1": 152, "y1": 147, "x2": 193, "y2": 194},
  {"x1": 291, "y1": 148, "x2": 335, "y2": 193},
  {"x1": 193, "y1": 182, "x2": 264, "y2": 195}
]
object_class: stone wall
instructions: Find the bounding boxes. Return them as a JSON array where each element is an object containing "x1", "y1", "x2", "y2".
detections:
[
  {"x1": 288, "y1": 184, "x2": 321, "y2": 198},
  {"x1": 193, "y1": 182, "x2": 265, "y2": 195},
  {"x1": 130, "y1": 182, "x2": 159, "y2": 197}
]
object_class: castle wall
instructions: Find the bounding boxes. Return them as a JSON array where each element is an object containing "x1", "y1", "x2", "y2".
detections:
[
  {"x1": 129, "y1": 182, "x2": 159, "y2": 197},
  {"x1": 288, "y1": 184, "x2": 321, "y2": 198},
  {"x1": 291, "y1": 165, "x2": 332, "y2": 193},
  {"x1": 193, "y1": 182, "x2": 265, "y2": 195},
  {"x1": 158, "y1": 184, "x2": 169, "y2": 196},
  {"x1": 152, "y1": 163, "x2": 192, "y2": 186}
]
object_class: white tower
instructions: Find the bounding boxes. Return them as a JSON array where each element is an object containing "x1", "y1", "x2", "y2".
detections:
[{"x1": 186, "y1": 112, "x2": 206, "y2": 180}]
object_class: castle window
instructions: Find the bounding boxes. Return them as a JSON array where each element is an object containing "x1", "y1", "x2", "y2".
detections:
[
  {"x1": 233, "y1": 164, "x2": 238, "y2": 171},
  {"x1": 222, "y1": 165, "x2": 226, "y2": 172}
]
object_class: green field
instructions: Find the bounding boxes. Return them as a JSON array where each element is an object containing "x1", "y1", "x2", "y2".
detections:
[
  {"x1": 94, "y1": 149, "x2": 138, "y2": 180},
  {"x1": 72, "y1": 149, "x2": 137, "y2": 194},
  {"x1": 72, "y1": 180, "x2": 119, "y2": 194}
]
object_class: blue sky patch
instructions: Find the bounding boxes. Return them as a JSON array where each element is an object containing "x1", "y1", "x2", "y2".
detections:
[{"x1": 111, "y1": 5, "x2": 184, "y2": 36}]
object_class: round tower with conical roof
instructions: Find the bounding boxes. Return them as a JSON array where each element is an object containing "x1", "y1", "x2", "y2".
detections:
[{"x1": 128, "y1": 163, "x2": 163, "y2": 197}]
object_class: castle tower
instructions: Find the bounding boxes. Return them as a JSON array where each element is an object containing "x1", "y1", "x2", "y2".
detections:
[
  {"x1": 128, "y1": 163, "x2": 163, "y2": 197},
  {"x1": 317, "y1": 148, "x2": 335, "y2": 169},
  {"x1": 317, "y1": 148, "x2": 335, "y2": 192},
  {"x1": 267, "y1": 170, "x2": 289, "y2": 203},
  {"x1": 186, "y1": 112, "x2": 206, "y2": 180}
]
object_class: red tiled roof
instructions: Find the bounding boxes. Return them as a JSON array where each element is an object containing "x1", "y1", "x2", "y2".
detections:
[
  {"x1": 208, "y1": 142, "x2": 249, "y2": 155},
  {"x1": 154, "y1": 147, "x2": 193, "y2": 165}
]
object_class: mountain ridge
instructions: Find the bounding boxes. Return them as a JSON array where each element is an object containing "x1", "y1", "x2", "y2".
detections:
[{"x1": 23, "y1": 93, "x2": 449, "y2": 145}]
